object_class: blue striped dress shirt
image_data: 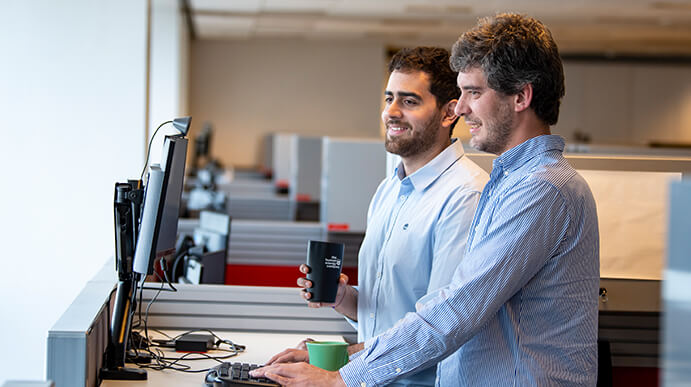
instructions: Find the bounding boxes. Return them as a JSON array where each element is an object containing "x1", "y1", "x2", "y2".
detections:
[{"x1": 340, "y1": 135, "x2": 600, "y2": 386}]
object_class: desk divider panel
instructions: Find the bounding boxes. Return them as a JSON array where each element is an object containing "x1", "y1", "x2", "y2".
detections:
[
  {"x1": 47, "y1": 279, "x2": 113, "y2": 387},
  {"x1": 140, "y1": 284, "x2": 357, "y2": 342}
]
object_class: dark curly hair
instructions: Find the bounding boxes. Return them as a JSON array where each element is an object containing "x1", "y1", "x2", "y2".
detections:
[
  {"x1": 450, "y1": 13, "x2": 565, "y2": 126},
  {"x1": 389, "y1": 47, "x2": 460, "y2": 133}
]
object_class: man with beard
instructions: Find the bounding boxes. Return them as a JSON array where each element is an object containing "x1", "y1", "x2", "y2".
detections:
[
  {"x1": 252, "y1": 13, "x2": 599, "y2": 386},
  {"x1": 264, "y1": 46, "x2": 488, "y2": 386}
]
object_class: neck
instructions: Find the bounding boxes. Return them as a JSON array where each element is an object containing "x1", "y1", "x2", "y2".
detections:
[
  {"x1": 498, "y1": 113, "x2": 550, "y2": 156},
  {"x1": 400, "y1": 138, "x2": 452, "y2": 176}
]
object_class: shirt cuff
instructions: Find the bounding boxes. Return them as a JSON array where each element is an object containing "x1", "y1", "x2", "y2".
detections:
[{"x1": 339, "y1": 352, "x2": 377, "y2": 387}]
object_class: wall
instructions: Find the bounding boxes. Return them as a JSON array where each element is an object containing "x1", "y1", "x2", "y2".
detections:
[
  {"x1": 0, "y1": 0, "x2": 189, "y2": 383},
  {"x1": 189, "y1": 40, "x2": 691, "y2": 167},
  {"x1": 555, "y1": 61, "x2": 691, "y2": 145},
  {"x1": 189, "y1": 39, "x2": 386, "y2": 167},
  {"x1": 148, "y1": 0, "x2": 191, "y2": 165},
  {"x1": 0, "y1": 0, "x2": 148, "y2": 383}
]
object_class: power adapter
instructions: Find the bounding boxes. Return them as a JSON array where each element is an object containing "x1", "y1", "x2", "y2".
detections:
[{"x1": 175, "y1": 334, "x2": 215, "y2": 352}]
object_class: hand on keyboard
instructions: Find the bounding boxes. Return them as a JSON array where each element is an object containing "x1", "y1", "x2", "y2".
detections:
[
  {"x1": 205, "y1": 362, "x2": 280, "y2": 387},
  {"x1": 265, "y1": 348, "x2": 309, "y2": 365}
]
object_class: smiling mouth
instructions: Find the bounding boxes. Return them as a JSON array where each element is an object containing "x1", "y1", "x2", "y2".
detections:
[
  {"x1": 386, "y1": 123, "x2": 410, "y2": 136},
  {"x1": 466, "y1": 122, "x2": 481, "y2": 134}
]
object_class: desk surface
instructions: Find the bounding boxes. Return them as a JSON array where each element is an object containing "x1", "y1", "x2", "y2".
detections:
[{"x1": 100, "y1": 331, "x2": 343, "y2": 387}]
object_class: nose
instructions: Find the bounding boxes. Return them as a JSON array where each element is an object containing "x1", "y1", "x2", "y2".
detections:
[
  {"x1": 454, "y1": 96, "x2": 470, "y2": 117},
  {"x1": 383, "y1": 100, "x2": 402, "y2": 121}
]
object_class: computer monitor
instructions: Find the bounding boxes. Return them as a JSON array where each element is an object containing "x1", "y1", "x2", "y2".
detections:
[
  {"x1": 133, "y1": 135, "x2": 188, "y2": 275},
  {"x1": 191, "y1": 122, "x2": 212, "y2": 172},
  {"x1": 101, "y1": 132, "x2": 189, "y2": 381}
]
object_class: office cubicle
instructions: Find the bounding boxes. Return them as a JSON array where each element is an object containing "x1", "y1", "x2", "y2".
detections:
[
  {"x1": 178, "y1": 136, "x2": 384, "y2": 286},
  {"x1": 662, "y1": 180, "x2": 691, "y2": 385}
]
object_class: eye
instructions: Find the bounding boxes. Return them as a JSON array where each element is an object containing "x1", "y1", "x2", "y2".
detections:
[
  {"x1": 384, "y1": 95, "x2": 393, "y2": 104},
  {"x1": 403, "y1": 99, "x2": 418, "y2": 106}
]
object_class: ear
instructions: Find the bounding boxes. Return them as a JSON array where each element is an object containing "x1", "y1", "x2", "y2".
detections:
[
  {"x1": 441, "y1": 99, "x2": 459, "y2": 128},
  {"x1": 513, "y1": 83, "x2": 533, "y2": 113}
]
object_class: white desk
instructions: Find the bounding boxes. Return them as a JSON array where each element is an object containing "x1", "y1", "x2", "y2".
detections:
[{"x1": 101, "y1": 331, "x2": 344, "y2": 386}]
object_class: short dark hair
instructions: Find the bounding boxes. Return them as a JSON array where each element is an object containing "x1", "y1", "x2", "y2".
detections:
[
  {"x1": 389, "y1": 46, "x2": 460, "y2": 133},
  {"x1": 450, "y1": 13, "x2": 565, "y2": 126}
]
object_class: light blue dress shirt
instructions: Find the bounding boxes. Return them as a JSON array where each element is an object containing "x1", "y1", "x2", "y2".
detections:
[
  {"x1": 351, "y1": 139, "x2": 488, "y2": 386},
  {"x1": 341, "y1": 135, "x2": 600, "y2": 386}
]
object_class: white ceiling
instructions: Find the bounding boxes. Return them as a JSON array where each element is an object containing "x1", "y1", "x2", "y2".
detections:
[{"x1": 188, "y1": 0, "x2": 691, "y2": 55}]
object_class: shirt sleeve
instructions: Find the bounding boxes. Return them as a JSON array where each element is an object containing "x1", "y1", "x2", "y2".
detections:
[
  {"x1": 339, "y1": 179, "x2": 571, "y2": 387},
  {"x1": 426, "y1": 188, "x2": 482, "y2": 295}
]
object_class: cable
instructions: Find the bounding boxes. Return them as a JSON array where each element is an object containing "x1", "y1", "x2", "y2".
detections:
[
  {"x1": 128, "y1": 325, "x2": 245, "y2": 373},
  {"x1": 126, "y1": 271, "x2": 244, "y2": 373},
  {"x1": 159, "y1": 258, "x2": 177, "y2": 292},
  {"x1": 140, "y1": 120, "x2": 186, "y2": 181}
]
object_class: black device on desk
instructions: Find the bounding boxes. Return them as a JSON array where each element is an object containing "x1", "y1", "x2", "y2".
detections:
[{"x1": 205, "y1": 362, "x2": 280, "y2": 387}]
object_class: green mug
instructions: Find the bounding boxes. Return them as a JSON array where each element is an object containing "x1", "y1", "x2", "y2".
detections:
[{"x1": 306, "y1": 341, "x2": 349, "y2": 371}]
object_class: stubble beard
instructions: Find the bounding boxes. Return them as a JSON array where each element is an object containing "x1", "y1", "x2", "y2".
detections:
[
  {"x1": 385, "y1": 110, "x2": 443, "y2": 158},
  {"x1": 469, "y1": 103, "x2": 513, "y2": 155}
]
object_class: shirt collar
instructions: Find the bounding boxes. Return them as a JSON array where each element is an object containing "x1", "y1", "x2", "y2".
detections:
[
  {"x1": 493, "y1": 135, "x2": 565, "y2": 173},
  {"x1": 393, "y1": 138, "x2": 465, "y2": 191}
]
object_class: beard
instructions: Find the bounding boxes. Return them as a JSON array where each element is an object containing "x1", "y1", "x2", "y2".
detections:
[
  {"x1": 385, "y1": 110, "x2": 443, "y2": 158},
  {"x1": 468, "y1": 102, "x2": 513, "y2": 155}
]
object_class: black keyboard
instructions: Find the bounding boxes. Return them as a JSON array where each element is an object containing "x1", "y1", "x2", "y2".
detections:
[{"x1": 205, "y1": 362, "x2": 280, "y2": 387}]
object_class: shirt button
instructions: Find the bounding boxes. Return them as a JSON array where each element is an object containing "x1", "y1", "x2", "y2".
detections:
[
  {"x1": 396, "y1": 368, "x2": 402, "y2": 373},
  {"x1": 376, "y1": 272, "x2": 382, "y2": 278},
  {"x1": 361, "y1": 383, "x2": 367, "y2": 387},
  {"x1": 370, "y1": 312, "x2": 375, "y2": 318},
  {"x1": 504, "y1": 171, "x2": 508, "y2": 176},
  {"x1": 399, "y1": 195, "x2": 405, "y2": 200}
]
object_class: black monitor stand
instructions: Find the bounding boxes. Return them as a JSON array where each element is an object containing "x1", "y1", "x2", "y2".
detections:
[{"x1": 100, "y1": 181, "x2": 147, "y2": 381}]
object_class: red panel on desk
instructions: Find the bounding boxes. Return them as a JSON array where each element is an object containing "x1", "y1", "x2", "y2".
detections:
[
  {"x1": 225, "y1": 264, "x2": 358, "y2": 287},
  {"x1": 613, "y1": 367, "x2": 658, "y2": 387}
]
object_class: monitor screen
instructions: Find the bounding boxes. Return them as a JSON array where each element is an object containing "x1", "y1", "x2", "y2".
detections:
[{"x1": 133, "y1": 134, "x2": 188, "y2": 276}]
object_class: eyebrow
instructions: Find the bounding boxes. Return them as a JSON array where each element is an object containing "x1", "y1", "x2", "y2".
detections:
[
  {"x1": 461, "y1": 86, "x2": 484, "y2": 91},
  {"x1": 385, "y1": 90, "x2": 423, "y2": 100}
]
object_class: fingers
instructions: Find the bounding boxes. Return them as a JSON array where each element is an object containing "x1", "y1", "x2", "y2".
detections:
[
  {"x1": 296, "y1": 338, "x2": 315, "y2": 350},
  {"x1": 339, "y1": 273, "x2": 349, "y2": 285},
  {"x1": 266, "y1": 349, "x2": 292, "y2": 365},
  {"x1": 296, "y1": 277, "x2": 313, "y2": 289},
  {"x1": 299, "y1": 264, "x2": 311, "y2": 274},
  {"x1": 252, "y1": 363, "x2": 302, "y2": 378},
  {"x1": 301, "y1": 288, "x2": 313, "y2": 302},
  {"x1": 265, "y1": 349, "x2": 309, "y2": 365},
  {"x1": 265, "y1": 372, "x2": 290, "y2": 386}
]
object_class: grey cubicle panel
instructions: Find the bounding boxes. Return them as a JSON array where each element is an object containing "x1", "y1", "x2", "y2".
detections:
[
  {"x1": 177, "y1": 219, "x2": 362, "y2": 268},
  {"x1": 217, "y1": 180, "x2": 276, "y2": 197},
  {"x1": 140, "y1": 284, "x2": 357, "y2": 341},
  {"x1": 261, "y1": 133, "x2": 274, "y2": 173},
  {"x1": 290, "y1": 135, "x2": 322, "y2": 202},
  {"x1": 663, "y1": 180, "x2": 691, "y2": 385},
  {"x1": 271, "y1": 133, "x2": 295, "y2": 189},
  {"x1": 46, "y1": 266, "x2": 114, "y2": 387},
  {"x1": 227, "y1": 220, "x2": 327, "y2": 266},
  {"x1": 320, "y1": 137, "x2": 386, "y2": 233},
  {"x1": 227, "y1": 196, "x2": 294, "y2": 221}
]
